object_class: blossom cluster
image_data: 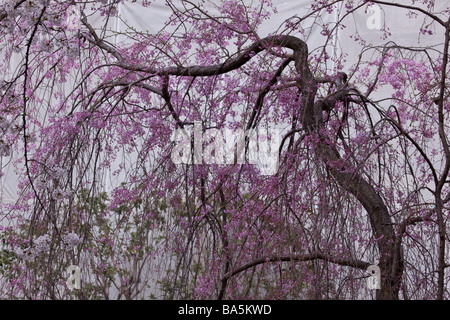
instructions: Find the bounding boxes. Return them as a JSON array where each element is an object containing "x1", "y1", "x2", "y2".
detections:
[{"x1": 15, "y1": 233, "x2": 81, "y2": 261}]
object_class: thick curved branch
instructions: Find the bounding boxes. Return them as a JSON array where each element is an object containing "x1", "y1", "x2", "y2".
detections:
[
  {"x1": 246, "y1": 57, "x2": 293, "y2": 130},
  {"x1": 106, "y1": 35, "x2": 312, "y2": 80},
  {"x1": 222, "y1": 252, "x2": 370, "y2": 281},
  {"x1": 161, "y1": 75, "x2": 183, "y2": 127}
]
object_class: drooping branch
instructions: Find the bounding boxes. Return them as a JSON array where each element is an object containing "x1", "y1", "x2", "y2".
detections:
[
  {"x1": 246, "y1": 57, "x2": 293, "y2": 130},
  {"x1": 369, "y1": 0, "x2": 446, "y2": 27},
  {"x1": 433, "y1": 18, "x2": 450, "y2": 300}
]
